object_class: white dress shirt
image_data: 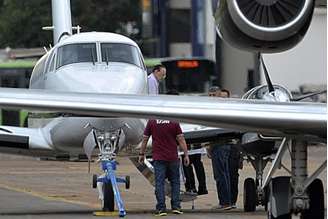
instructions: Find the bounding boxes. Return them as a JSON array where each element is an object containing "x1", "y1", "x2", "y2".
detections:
[{"x1": 148, "y1": 73, "x2": 159, "y2": 95}]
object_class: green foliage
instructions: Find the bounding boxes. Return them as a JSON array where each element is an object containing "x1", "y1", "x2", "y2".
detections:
[
  {"x1": 72, "y1": 0, "x2": 142, "y2": 40},
  {"x1": 0, "y1": 0, "x2": 52, "y2": 48},
  {"x1": 0, "y1": 0, "x2": 142, "y2": 48}
]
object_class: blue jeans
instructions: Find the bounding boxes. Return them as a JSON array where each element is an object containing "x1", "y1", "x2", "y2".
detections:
[
  {"x1": 211, "y1": 145, "x2": 231, "y2": 205},
  {"x1": 153, "y1": 160, "x2": 180, "y2": 210}
]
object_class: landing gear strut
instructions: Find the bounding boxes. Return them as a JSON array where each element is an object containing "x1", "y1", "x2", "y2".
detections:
[{"x1": 243, "y1": 152, "x2": 272, "y2": 212}]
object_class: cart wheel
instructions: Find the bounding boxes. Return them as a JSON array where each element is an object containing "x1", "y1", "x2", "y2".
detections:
[
  {"x1": 125, "y1": 176, "x2": 130, "y2": 189},
  {"x1": 103, "y1": 182, "x2": 114, "y2": 211},
  {"x1": 92, "y1": 174, "x2": 98, "y2": 189}
]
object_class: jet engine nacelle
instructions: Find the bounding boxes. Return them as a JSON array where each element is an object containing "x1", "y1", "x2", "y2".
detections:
[{"x1": 215, "y1": 0, "x2": 315, "y2": 53}]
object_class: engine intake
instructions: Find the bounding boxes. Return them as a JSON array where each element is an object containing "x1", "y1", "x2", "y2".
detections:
[{"x1": 215, "y1": 0, "x2": 315, "y2": 53}]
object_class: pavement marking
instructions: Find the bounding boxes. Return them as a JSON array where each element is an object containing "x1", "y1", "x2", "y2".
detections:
[
  {"x1": 0, "y1": 182, "x2": 99, "y2": 209},
  {"x1": 93, "y1": 211, "x2": 119, "y2": 216}
]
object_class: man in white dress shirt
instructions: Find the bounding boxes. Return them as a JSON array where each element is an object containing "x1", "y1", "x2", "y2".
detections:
[{"x1": 148, "y1": 64, "x2": 166, "y2": 95}]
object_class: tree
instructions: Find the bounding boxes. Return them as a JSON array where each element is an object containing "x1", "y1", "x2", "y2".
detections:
[
  {"x1": 71, "y1": 0, "x2": 142, "y2": 40},
  {"x1": 0, "y1": 0, "x2": 142, "y2": 48},
  {"x1": 0, "y1": 0, "x2": 52, "y2": 48}
]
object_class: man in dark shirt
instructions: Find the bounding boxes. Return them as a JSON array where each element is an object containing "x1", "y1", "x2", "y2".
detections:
[
  {"x1": 220, "y1": 89, "x2": 241, "y2": 208},
  {"x1": 139, "y1": 119, "x2": 190, "y2": 216},
  {"x1": 208, "y1": 87, "x2": 232, "y2": 210}
]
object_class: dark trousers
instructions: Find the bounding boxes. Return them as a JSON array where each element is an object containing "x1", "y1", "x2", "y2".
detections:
[
  {"x1": 182, "y1": 154, "x2": 207, "y2": 192},
  {"x1": 211, "y1": 145, "x2": 231, "y2": 205},
  {"x1": 229, "y1": 145, "x2": 240, "y2": 204},
  {"x1": 153, "y1": 160, "x2": 180, "y2": 211}
]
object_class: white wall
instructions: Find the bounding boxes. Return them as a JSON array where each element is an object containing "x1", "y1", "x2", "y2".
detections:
[
  {"x1": 221, "y1": 42, "x2": 255, "y2": 96},
  {"x1": 262, "y1": 8, "x2": 327, "y2": 92}
]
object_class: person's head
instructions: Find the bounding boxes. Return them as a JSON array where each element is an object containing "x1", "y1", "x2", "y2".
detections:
[
  {"x1": 219, "y1": 89, "x2": 230, "y2": 98},
  {"x1": 208, "y1": 86, "x2": 221, "y2": 97},
  {"x1": 152, "y1": 64, "x2": 166, "y2": 81}
]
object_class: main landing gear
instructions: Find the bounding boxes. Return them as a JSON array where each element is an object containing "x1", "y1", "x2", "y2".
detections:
[{"x1": 264, "y1": 140, "x2": 326, "y2": 219}]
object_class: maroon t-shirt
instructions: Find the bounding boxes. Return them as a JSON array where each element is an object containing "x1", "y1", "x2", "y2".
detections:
[{"x1": 144, "y1": 119, "x2": 183, "y2": 161}]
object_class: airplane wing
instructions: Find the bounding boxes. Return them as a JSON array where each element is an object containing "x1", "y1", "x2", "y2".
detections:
[
  {"x1": 0, "y1": 88, "x2": 325, "y2": 141},
  {"x1": 180, "y1": 124, "x2": 242, "y2": 145},
  {"x1": 0, "y1": 125, "x2": 52, "y2": 153}
]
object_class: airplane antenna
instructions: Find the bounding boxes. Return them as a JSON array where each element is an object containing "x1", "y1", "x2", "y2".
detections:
[
  {"x1": 259, "y1": 53, "x2": 275, "y2": 93},
  {"x1": 43, "y1": 46, "x2": 48, "y2": 53},
  {"x1": 72, "y1": 25, "x2": 81, "y2": 34}
]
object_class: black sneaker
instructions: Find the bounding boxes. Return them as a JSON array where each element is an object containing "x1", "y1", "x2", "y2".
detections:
[
  {"x1": 172, "y1": 208, "x2": 183, "y2": 215},
  {"x1": 154, "y1": 210, "x2": 167, "y2": 217}
]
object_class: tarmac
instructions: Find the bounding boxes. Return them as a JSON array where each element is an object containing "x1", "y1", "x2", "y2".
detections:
[{"x1": 0, "y1": 145, "x2": 325, "y2": 219}]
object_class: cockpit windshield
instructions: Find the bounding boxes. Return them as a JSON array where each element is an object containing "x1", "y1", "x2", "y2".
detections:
[
  {"x1": 56, "y1": 43, "x2": 96, "y2": 69},
  {"x1": 101, "y1": 43, "x2": 142, "y2": 67}
]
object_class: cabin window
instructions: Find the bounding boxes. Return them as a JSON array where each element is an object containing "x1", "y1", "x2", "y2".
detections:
[
  {"x1": 138, "y1": 53, "x2": 146, "y2": 70},
  {"x1": 56, "y1": 43, "x2": 97, "y2": 69},
  {"x1": 49, "y1": 53, "x2": 56, "y2": 72},
  {"x1": 101, "y1": 43, "x2": 142, "y2": 68},
  {"x1": 46, "y1": 50, "x2": 56, "y2": 73},
  {"x1": 33, "y1": 55, "x2": 47, "y2": 77}
]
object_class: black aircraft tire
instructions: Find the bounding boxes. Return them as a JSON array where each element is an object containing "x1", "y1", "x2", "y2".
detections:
[
  {"x1": 103, "y1": 182, "x2": 115, "y2": 211},
  {"x1": 300, "y1": 178, "x2": 324, "y2": 219},
  {"x1": 267, "y1": 177, "x2": 291, "y2": 219},
  {"x1": 267, "y1": 200, "x2": 291, "y2": 219},
  {"x1": 244, "y1": 178, "x2": 257, "y2": 212},
  {"x1": 268, "y1": 212, "x2": 291, "y2": 219},
  {"x1": 92, "y1": 174, "x2": 97, "y2": 189},
  {"x1": 264, "y1": 185, "x2": 269, "y2": 211}
]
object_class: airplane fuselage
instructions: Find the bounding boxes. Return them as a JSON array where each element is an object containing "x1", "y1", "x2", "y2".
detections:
[{"x1": 28, "y1": 32, "x2": 148, "y2": 153}]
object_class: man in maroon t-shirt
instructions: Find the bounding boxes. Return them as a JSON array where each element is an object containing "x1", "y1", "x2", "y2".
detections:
[{"x1": 138, "y1": 119, "x2": 189, "y2": 216}]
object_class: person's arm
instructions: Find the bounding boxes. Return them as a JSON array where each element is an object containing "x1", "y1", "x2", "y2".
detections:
[
  {"x1": 177, "y1": 134, "x2": 190, "y2": 166},
  {"x1": 139, "y1": 120, "x2": 151, "y2": 163},
  {"x1": 138, "y1": 135, "x2": 149, "y2": 163}
]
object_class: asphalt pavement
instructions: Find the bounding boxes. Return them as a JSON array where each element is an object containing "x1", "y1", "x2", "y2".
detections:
[{"x1": 0, "y1": 145, "x2": 325, "y2": 218}]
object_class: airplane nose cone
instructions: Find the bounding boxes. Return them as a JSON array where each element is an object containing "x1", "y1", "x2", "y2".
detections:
[{"x1": 46, "y1": 63, "x2": 147, "y2": 94}]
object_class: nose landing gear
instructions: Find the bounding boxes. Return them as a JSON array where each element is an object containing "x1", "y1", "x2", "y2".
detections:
[{"x1": 90, "y1": 128, "x2": 130, "y2": 217}]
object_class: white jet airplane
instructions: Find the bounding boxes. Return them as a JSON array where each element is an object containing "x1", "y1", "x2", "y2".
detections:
[
  {"x1": 0, "y1": 0, "x2": 326, "y2": 219},
  {"x1": 0, "y1": 0, "x2": 229, "y2": 216}
]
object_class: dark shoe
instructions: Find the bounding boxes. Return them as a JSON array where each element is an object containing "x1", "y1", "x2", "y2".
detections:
[
  {"x1": 154, "y1": 210, "x2": 167, "y2": 217},
  {"x1": 212, "y1": 204, "x2": 232, "y2": 210},
  {"x1": 197, "y1": 189, "x2": 208, "y2": 195},
  {"x1": 172, "y1": 208, "x2": 183, "y2": 215},
  {"x1": 186, "y1": 189, "x2": 197, "y2": 195}
]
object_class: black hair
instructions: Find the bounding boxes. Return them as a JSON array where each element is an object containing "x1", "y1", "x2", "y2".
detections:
[
  {"x1": 153, "y1": 64, "x2": 166, "y2": 72},
  {"x1": 208, "y1": 86, "x2": 220, "y2": 93},
  {"x1": 220, "y1": 88, "x2": 230, "y2": 97}
]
